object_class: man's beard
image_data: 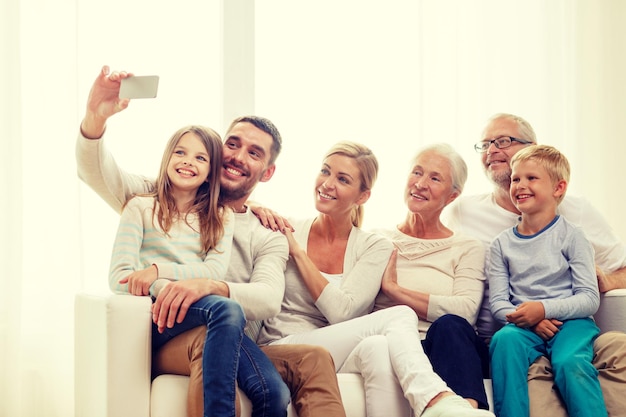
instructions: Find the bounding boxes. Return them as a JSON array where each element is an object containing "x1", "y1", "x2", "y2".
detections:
[
  {"x1": 487, "y1": 167, "x2": 512, "y2": 190},
  {"x1": 219, "y1": 167, "x2": 266, "y2": 204},
  {"x1": 219, "y1": 183, "x2": 252, "y2": 203}
]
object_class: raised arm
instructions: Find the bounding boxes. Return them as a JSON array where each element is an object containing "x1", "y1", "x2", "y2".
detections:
[
  {"x1": 80, "y1": 65, "x2": 132, "y2": 139},
  {"x1": 76, "y1": 65, "x2": 155, "y2": 212}
]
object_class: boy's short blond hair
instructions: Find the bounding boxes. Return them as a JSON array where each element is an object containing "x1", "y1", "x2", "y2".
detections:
[{"x1": 511, "y1": 144, "x2": 570, "y2": 203}]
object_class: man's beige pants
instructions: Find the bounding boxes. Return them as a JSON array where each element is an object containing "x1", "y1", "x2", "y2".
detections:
[{"x1": 153, "y1": 326, "x2": 347, "y2": 417}]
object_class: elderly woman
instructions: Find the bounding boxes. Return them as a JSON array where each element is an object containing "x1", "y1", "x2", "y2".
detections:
[
  {"x1": 374, "y1": 143, "x2": 490, "y2": 410},
  {"x1": 254, "y1": 141, "x2": 494, "y2": 417}
]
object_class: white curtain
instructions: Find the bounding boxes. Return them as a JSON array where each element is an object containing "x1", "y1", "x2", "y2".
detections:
[
  {"x1": 1, "y1": 1, "x2": 225, "y2": 415},
  {"x1": 2, "y1": 1, "x2": 625, "y2": 416},
  {"x1": 2, "y1": 1, "x2": 81, "y2": 415},
  {"x1": 251, "y1": 0, "x2": 626, "y2": 237}
]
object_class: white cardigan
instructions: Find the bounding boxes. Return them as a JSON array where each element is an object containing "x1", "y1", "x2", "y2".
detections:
[{"x1": 258, "y1": 217, "x2": 393, "y2": 345}]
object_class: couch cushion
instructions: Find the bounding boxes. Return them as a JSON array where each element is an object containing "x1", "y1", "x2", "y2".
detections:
[
  {"x1": 150, "y1": 374, "x2": 367, "y2": 417},
  {"x1": 150, "y1": 373, "x2": 494, "y2": 416},
  {"x1": 595, "y1": 289, "x2": 626, "y2": 333},
  {"x1": 151, "y1": 374, "x2": 292, "y2": 417}
]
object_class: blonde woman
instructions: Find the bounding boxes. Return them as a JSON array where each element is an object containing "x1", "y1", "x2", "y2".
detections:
[{"x1": 254, "y1": 141, "x2": 494, "y2": 417}]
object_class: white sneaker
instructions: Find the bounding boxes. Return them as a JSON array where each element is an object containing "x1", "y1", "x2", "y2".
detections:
[{"x1": 421, "y1": 394, "x2": 495, "y2": 417}]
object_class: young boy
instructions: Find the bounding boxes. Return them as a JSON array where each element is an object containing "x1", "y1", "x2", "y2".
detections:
[{"x1": 486, "y1": 145, "x2": 607, "y2": 417}]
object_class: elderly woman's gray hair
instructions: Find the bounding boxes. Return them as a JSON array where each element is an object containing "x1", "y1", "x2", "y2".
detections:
[{"x1": 412, "y1": 143, "x2": 468, "y2": 193}]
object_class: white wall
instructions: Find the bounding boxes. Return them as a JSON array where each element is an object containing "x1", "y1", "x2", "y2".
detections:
[
  {"x1": 3, "y1": 1, "x2": 226, "y2": 416},
  {"x1": 573, "y1": 1, "x2": 626, "y2": 244},
  {"x1": 75, "y1": 2, "x2": 226, "y2": 296},
  {"x1": 252, "y1": 1, "x2": 626, "y2": 244}
]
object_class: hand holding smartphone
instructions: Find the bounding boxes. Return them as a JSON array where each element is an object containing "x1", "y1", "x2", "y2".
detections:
[{"x1": 119, "y1": 75, "x2": 160, "y2": 99}]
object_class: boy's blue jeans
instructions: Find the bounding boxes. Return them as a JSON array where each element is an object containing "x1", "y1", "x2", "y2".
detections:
[
  {"x1": 490, "y1": 318, "x2": 607, "y2": 417},
  {"x1": 152, "y1": 294, "x2": 290, "y2": 417}
]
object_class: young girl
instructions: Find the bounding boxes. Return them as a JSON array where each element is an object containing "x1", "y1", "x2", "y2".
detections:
[
  {"x1": 108, "y1": 125, "x2": 289, "y2": 417},
  {"x1": 109, "y1": 125, "x2": 232, "y2": 297}
]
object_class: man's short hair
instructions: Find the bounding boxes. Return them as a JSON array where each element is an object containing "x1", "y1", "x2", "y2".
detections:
[{"x1": 227, "y1": 116, "x2": 282, "y2": 165}]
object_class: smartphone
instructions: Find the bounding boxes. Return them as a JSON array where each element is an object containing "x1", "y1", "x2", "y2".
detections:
[{"x1": 119, "y1": 75, "x2": 160, "y2": 99}]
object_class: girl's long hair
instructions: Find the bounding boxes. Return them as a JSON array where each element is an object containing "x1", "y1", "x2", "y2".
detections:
[{"x1": 152, "y1": 125, "x2": 226, "y2": 254}]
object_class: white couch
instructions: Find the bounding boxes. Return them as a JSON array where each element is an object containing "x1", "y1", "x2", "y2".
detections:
[{"x1": 74, "y1": 290, "x2": 626, "y2": 417}]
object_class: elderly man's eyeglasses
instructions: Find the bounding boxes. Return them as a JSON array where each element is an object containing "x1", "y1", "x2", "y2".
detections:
[{"x1": 474, "y1": 136, "x2": 533, "y2": 153}]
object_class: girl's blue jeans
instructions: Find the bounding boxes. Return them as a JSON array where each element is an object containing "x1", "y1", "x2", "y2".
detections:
[{"x1": 152, "y1": 294, "x2": 290, "y2": 417}]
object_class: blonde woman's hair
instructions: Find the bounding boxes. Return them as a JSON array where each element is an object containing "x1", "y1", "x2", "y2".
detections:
[
  {"x1": 510, "y1": 144, "x2": 570, "y2": 203},
  {"x1": 152, "y1": 125, "x2": 226, "y2": 254},
  {"x1": 323, "y1": 141, "x2": 379, "y2": 227}
]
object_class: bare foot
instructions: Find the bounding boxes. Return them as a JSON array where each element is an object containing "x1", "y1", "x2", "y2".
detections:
[
  {"x1": 426, "y1": 392, "x2": 478, "y2": 409},
  {"x1": 426, "y1": 391, "x2": 454, "y2": 408},
  {"x1": 422, "y1": 394, "x2": 494, "y2": 417},
  {"x1": 465, "y1": 398, "x2": 479, "y2": 409}
]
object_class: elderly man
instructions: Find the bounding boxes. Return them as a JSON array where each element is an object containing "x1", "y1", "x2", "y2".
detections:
[{"x1": 444, "y1": 113, "x2": 626, "y2": 417}]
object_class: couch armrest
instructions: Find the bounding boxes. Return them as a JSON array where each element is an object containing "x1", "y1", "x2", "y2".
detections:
[
  {"x1": 75, "y1": 293, "x2": 153, "y2": 417},
  {"x1": 595, "y1": 289, "x2": 626, "y2": 334}
]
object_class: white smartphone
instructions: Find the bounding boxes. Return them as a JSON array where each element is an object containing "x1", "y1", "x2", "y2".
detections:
[{"x1": 119, "y1": 75, "x2": 160, "y2": 99}]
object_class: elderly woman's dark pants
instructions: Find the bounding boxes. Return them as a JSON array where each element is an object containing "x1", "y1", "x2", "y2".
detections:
[{"x1": 421, "y1": 314, "x2": 490, "y2": 410}]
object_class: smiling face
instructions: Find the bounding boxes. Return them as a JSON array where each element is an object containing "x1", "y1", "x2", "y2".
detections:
[
  {"x1": 166, "y1": 132, "x2": 211, "y2": 194},
  {"x1": 405, "y1": 151, "x2": 459, "y2": 216},
  {"x1": 480, "y1": 117, "x2": 534, "y2": 189},
  {"x1": 220, "y1": 122, "x2": 276, "y2": 204},
  {"x1": 314, "y1": 153, "x2": 370, "y2": 218},
  {"x1": 510, "y1": 159, "x2": 563, "y2": 216}
]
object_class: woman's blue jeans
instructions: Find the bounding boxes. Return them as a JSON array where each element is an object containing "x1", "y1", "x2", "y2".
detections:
[{"x1": 152, "y1": 294, "x2": 290, "y2": 417}]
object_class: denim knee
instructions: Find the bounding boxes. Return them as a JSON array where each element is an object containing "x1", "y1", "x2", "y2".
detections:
[
  {"x1": 193, "y1": 295, "x2": 246, "y2": 328},
  {"x1": 243, "y1": 371, "x2": 290, "y2": 417},
  {"x1": 238, "y1": 337, "x2": 290, "y2": 417},
  {"x1": 266, "y1": 379, "x2": 291, "y2": 417}
]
